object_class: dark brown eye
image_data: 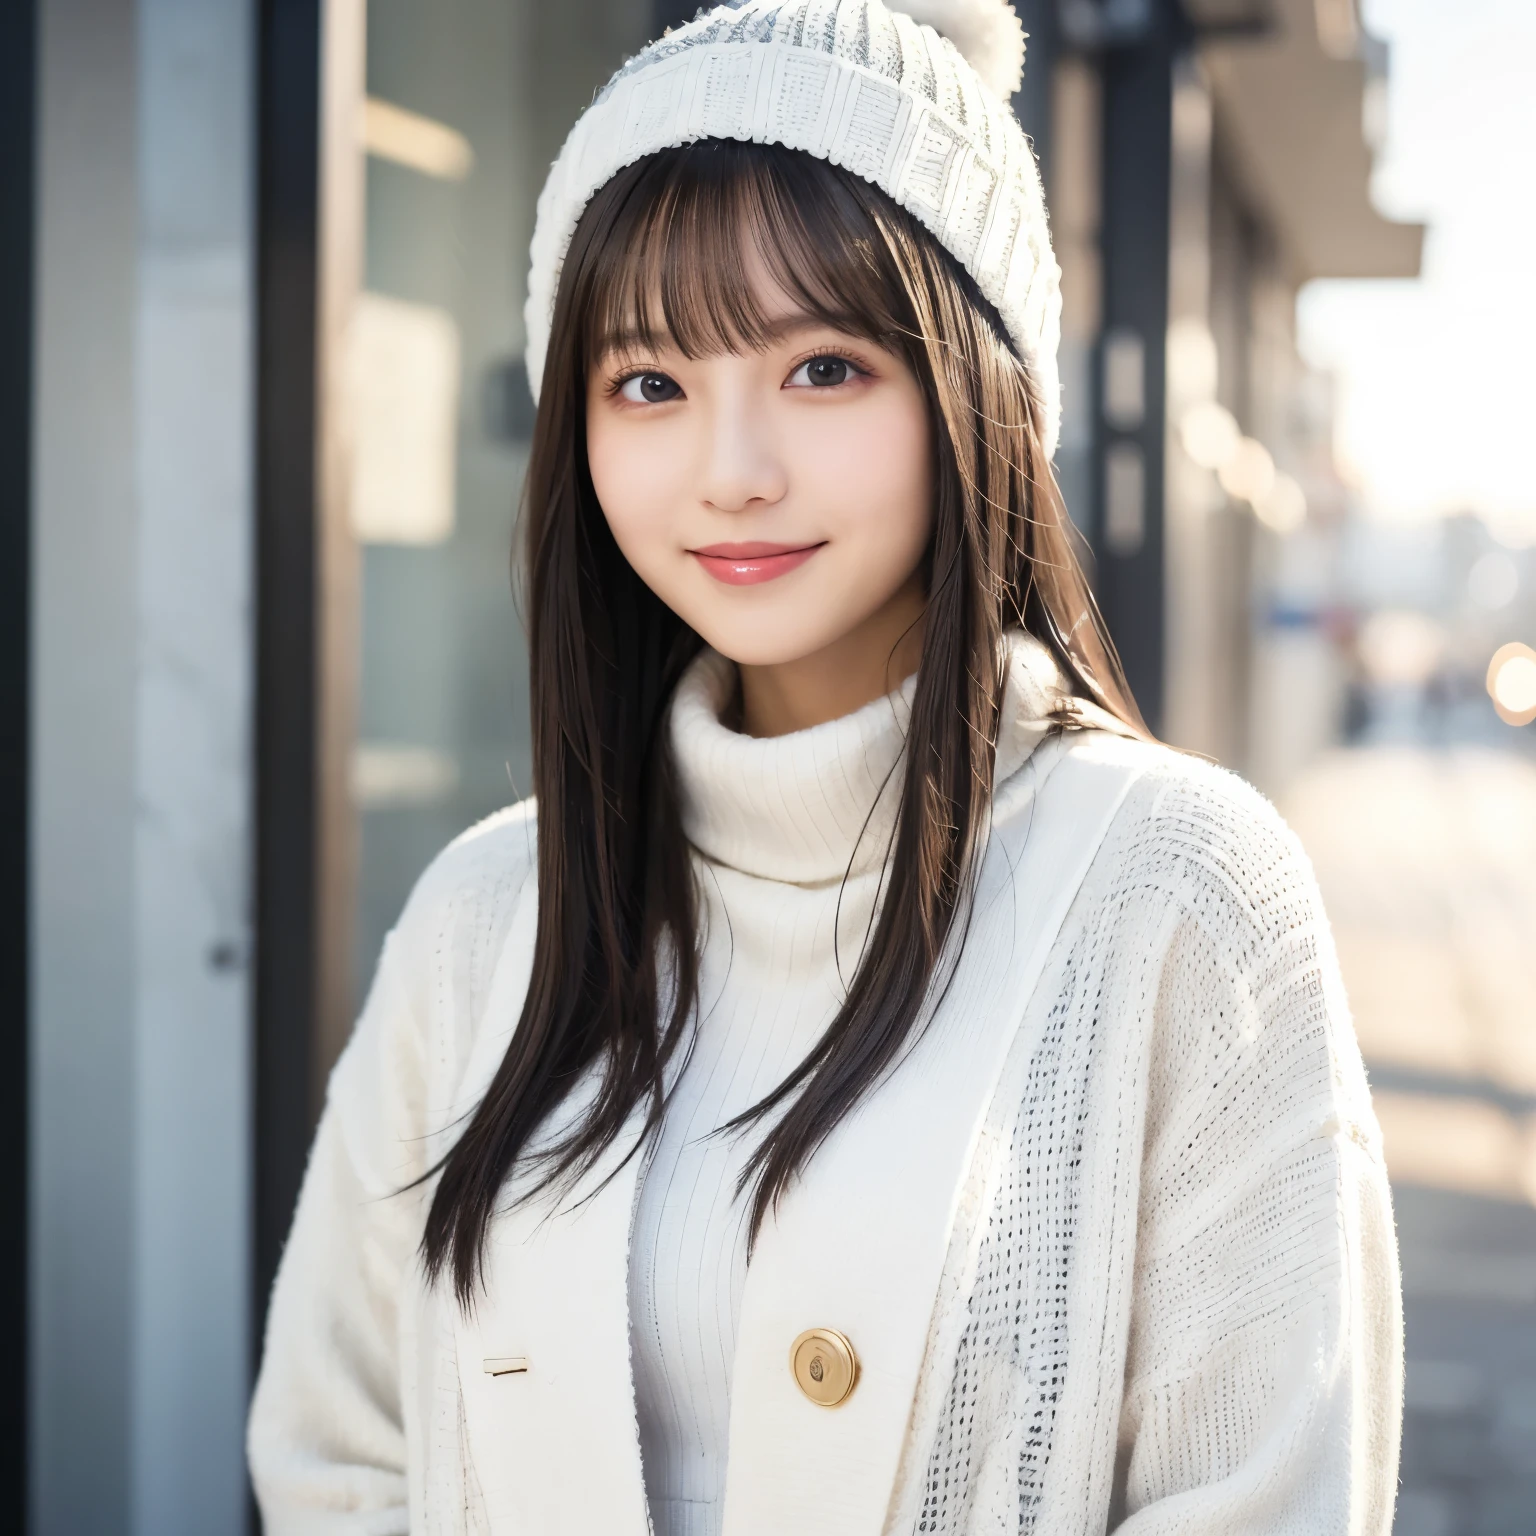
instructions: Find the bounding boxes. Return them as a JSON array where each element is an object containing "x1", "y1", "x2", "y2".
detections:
[
  {"x1": 791, "y1": 355, "x2": 850, "y2": 388},
  {"x1": 619, "y1": 371, "x2": 681, "y2": 403}
]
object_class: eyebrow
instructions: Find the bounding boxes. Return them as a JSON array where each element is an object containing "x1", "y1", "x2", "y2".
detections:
[{"x1": 596, "y1": 311, "x2": 865, "y2": 357}]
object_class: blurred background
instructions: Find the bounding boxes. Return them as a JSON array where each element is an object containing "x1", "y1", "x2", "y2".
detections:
[{"x1": 2, "y1": 0, "x2": 1532, "y2": 1531}]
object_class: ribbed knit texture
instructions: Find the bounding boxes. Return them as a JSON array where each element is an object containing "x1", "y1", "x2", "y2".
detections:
[
  {"x1": 630, "y1": 640, "x2": 1063, "y2": 1536},
  {"x1": 248, "y1": 643, "x2": 1402, "y2": 1536}
]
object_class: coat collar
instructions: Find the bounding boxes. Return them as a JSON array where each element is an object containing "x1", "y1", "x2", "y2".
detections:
[{"x1": 452, "y1": 732, "x2": 1147, "y2": 1534}]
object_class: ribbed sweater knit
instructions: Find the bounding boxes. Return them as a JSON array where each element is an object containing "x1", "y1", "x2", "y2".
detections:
[
  {"x1": 247, "y1": 634, "x2": 1403, "y2": 1536},
  {"x1": 630, "y1": 642, "x2": 1061, "y2": 1536}
]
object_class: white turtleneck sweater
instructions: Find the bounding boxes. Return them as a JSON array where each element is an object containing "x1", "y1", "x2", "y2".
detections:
[{"x1": 628, "y1": 642, "x2": 1106, "y2": 1536}]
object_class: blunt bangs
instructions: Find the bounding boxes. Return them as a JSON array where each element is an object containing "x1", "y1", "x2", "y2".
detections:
[{"x1": 576, "y1": 141, "x2": 926, "y2": 372}]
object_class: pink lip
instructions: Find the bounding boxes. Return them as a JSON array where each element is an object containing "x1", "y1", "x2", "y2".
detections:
[{"x1": 688, "y1": 541, "x2": 826, "y2": 586}]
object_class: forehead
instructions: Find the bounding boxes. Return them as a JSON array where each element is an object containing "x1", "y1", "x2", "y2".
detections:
[{"x1": 584, "y1": 176, "x2": 898, "y2": 365}]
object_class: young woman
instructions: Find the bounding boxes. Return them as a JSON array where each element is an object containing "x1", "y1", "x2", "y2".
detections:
[{"x1": 250, "y1": 3, "x2": 1402, "y2": 1532}]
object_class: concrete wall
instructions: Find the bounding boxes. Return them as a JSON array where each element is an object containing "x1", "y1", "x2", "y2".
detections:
[
  {"x1": 31, "y1": 0, "x2": 254, "y2": 1530},
  {"x1": 31, "y1": 1, "x2": 139, "y2": 1525}
]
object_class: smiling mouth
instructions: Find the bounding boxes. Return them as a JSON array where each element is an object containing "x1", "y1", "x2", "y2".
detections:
[{"x1": 688, "y1": 541, "x2": 827, "y2": 586}]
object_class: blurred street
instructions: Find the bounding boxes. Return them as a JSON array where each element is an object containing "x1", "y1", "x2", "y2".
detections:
[{"x1": 1286, "y1": 749, "x2": 1536, "y2": 1536}]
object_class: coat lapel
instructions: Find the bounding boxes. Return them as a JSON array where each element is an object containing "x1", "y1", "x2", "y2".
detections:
[
  {"x1": 453, "y1": 1125, "x2": 652, "y2": 1536},
  {"x1": 450, "y1": 873, "x2": 654, "y2": 1536},
  {"x1": 720, "y1": 733, "x2": 1146, "y2": 1536}
]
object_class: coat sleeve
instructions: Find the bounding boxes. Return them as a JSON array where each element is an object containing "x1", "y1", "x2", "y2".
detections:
[
  {"x1": 1111, "y1": 787, "x2": 1403, "y2": 1535},
  {"x1": 246, "y1": 931, "x2": 429, "y2": 1535}
]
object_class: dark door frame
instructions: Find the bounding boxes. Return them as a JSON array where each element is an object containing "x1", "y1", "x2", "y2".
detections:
[
  {"x1": 0, "y1": 0, "x2": 37, "y2": 1526},
  {"x1": 254, "y1": 0, "x2": 324, "y2": 1346}
]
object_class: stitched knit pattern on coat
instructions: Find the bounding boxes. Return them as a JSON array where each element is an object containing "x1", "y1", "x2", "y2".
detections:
[
  {"x1": 886, "y1": 765, "x2": 1395, "y2": 1533},
  {"x1": 247, "y1": 667, "x2": 1402, "y2": 1535}
]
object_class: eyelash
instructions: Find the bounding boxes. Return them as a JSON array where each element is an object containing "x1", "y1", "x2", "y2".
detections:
[
  {"x1": 606, "y1": 368, "x2": 673, "y2": 403},
  {"x1": 605, "y1": 348, "x2": 874, "y2": 401},
  {"x1": 784, "y1": 348, "x2": 872, "y2": 388}
]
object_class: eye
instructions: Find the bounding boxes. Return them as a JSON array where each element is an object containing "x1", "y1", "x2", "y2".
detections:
[
  {"x1": 617, "y1": 371, "x2": 682, "y2": 404},
  {"x1": 786, "y1": 354, "x2": 854, "y2": 389}
]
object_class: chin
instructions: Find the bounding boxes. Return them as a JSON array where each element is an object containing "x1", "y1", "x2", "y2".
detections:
[
  {"x1": 685, "y1": 610, "x2": 837, "y2": 670},
  {"x1": 694, "y1": 630, "x2": 825, "y2": 670}
]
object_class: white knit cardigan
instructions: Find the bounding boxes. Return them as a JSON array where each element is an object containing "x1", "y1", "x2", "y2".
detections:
[{"x1": 249, "y1": 659, "x2": 1402, "y2": 1534}]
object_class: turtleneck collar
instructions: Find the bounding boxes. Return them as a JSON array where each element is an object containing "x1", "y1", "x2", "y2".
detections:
[{"x1": 669, "y1": 632, "x2": 1077, "y2": 886}]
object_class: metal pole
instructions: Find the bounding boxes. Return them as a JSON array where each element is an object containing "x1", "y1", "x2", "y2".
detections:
[
  {"x1": 654, "y1": 1, "x2": 697, "y2": 35},
  {"x1": 1011, "y1": 0, "x2": 1060, "y2": 184},
  {"x1": 254, "y1": 0, "x2": 323, "y2": 1372},
  {"x1": 1091, "y1": 0, "x2": 1177, "y2": 732}
]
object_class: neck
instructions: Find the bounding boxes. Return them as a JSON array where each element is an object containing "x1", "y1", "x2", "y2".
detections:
[{"x1": 735, "y1": 577, "x2": 927, "y2": 738}]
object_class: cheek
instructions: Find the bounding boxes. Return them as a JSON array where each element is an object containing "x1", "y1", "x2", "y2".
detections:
[
  {"x1": 799, "y1": 388, "x2": 932, "y2": 557},
  {"x1": 585, "y1": 408, "x2": 685, "y2": 561}
]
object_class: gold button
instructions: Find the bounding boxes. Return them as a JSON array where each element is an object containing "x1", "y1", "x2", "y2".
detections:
[{"x1": 790, "y1": 1327, "x2": 859, "y2": 1407}]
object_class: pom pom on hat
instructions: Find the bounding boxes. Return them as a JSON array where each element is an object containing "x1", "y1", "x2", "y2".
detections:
[{"x1": 887, "y1": 0, "x2": 1026, "y2": 100}]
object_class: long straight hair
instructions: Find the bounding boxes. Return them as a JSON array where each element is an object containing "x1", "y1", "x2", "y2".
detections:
[{"x1": 422, "y1": 141, "x2": 1145, "y2": 1304}]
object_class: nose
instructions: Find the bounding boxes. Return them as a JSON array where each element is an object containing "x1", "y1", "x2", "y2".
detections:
[{"x1": 697, "y1": 380, "x2": 788, "y2": 514}]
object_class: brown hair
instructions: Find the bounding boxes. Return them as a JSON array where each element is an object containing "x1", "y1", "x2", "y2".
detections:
[{"x1": 422, "y1": 140, "x2": 1144, "y2": 1303}]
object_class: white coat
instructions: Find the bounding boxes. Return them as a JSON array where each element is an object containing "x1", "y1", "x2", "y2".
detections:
[{"x1": 249, "y1": 728, "x2": 1402, "y2": 1535}]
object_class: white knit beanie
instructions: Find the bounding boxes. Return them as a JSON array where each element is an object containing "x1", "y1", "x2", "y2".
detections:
[{"x1": 524, "y1": 0, "x2": 1064, "y2": 456}]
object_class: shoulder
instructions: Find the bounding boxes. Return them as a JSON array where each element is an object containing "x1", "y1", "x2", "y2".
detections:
[
  {"x1": 385, "y1": 798, "x2": 539, "y2": 1041},
  {"x1": 1060, "y1": 731, "x2": 1328, "y2": 969},
  {"x1": 1072, "y1": 736, "x2": 1360, "y2": 1108},
  {"x1": 1049, "y1": 737, "x2": 1366, "y2": 1149},
  {"x1": 1062, "y1": 729, "x2": 1291, "y2": 843},
  {"x1": 397, "y1": 797, "x2": 538, "y2": 931},
  {"x1": 319, "y1": 799, "x2": 539, "y2": 1171}
]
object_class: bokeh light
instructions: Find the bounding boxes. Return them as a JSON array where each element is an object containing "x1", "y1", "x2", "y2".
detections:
[
  {"x1": 1360, "y1": 609, "x2": 1445, "y2": 687},
  {"x1": 1178, "y1": 400, "x2": 1241, "y2": 470},
  {"x1": 1217, "y1": 437, "x2": 1278, "y2": 504},
  {"x1": 1487, "y1": 642, "x2": 1536, "y2": 725},
  {"x1": 1253, "y1": 472, "x2": 1308, "y2": 535}
]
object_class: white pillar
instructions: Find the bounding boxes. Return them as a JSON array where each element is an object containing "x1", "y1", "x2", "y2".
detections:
[
  {"x1": 130, "y1": 0, "x2": 254, "y2": 1528},
  {"x1": 31, "y1": 0, "x2": 255, "y2": 1530}
]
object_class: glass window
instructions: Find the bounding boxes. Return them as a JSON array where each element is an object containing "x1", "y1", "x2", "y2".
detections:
[{"x1": 351, "y1": 1, "x2": 650, "y2": 997}]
